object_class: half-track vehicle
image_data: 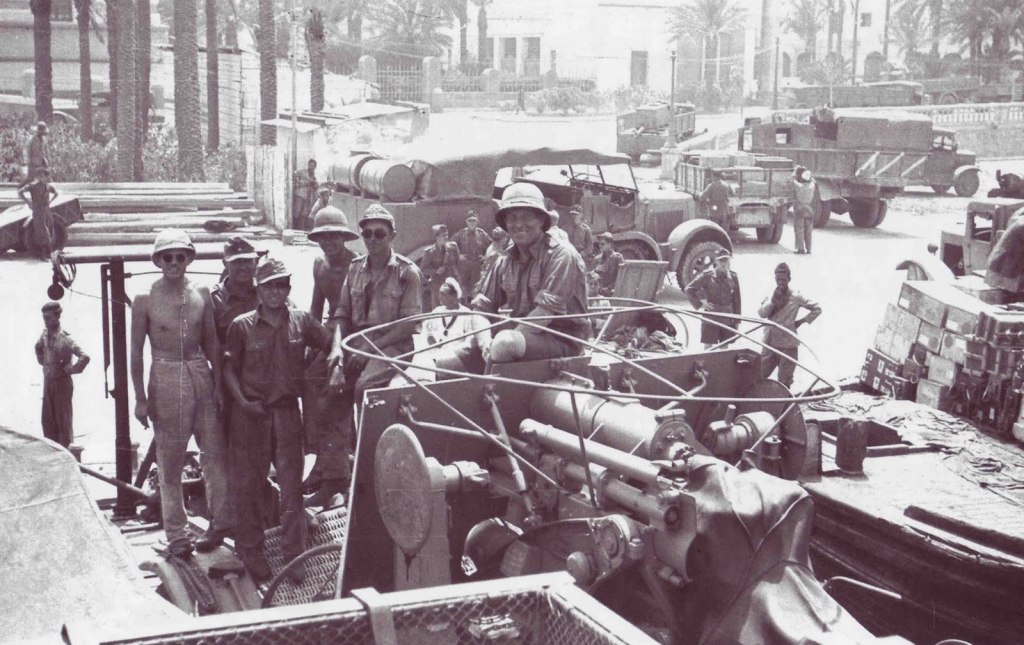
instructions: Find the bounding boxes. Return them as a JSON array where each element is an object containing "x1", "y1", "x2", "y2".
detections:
[
  {"x1": 675, "y1": 151, "x2": 794, "y2": 244},
  {"x1": 616, "y1": 102, "x2": 698, "y2": 161},
  {"x1": 325, "y1": 145, "x2": 732, "y2": 288}
]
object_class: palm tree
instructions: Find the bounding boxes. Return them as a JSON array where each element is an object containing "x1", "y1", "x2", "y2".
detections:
[
  {"x1": 371, "y1": 0, "x2": 454, "y2": 63},
  {"x1": 136, "y1": 0, "x2": 150, "y2": 178},
  {"x1": 668, "y1": 0, "x2": 746, "y2": 86},
  {"x1": 205, "y1": 0, "x2": 219, "y2": 151},
  {"x1": 306, "y1": 8, "x2": 325, "y2": 112},
  {"x1": 257, "y1": 0, "x2": 276, "y2": 145},
  {"x1": 30, "y1": 0, "x2": 54, "y2": 124},
  {"x1": 115, "y1": 0, "x2": 137, "y2": 181},
  {"x1": 890, "y1": 1, "x2": 930, "y2": 60},
  {"x1": 107, "y1": 0, "x2": 117, "y2": 131},
  {"x1": 450, "y1": 0, "x2": 468, "y2": 67},
  {"x1": 985, "y1": 0, "x2": 1024, "y2": 65},
  {"x1": 75, "y1": 0, "x2": 93, "y2": 140},
  {"x1": 784, "y1": 0, "x2": 829, "y2": 58},
  {"x1": 471, "y1": 0, "x2": 492, "y2": 67},
  {"x1": 174, "y1": 0, "x2": 204, "y2": 178},
  {"x1": 929, "y1": 0, "x2": 944, "y2": 56}
]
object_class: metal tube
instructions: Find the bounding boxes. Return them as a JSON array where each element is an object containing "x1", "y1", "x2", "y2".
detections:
[
  {"x1": 109, "y1": 260, "x2": 136, "y2": 518},
  {"x1": 57, "y1": 245, "x2": 225, "y2": 265},
  {"x1": 79, "y1": 463, "x2": 156, "y2": 503},
  {"x1": 530, "y1": 389, "x2": 660, "y2": 458},
  {"x1": 521, "y1": 419, "x2": 663, "y2": 487}
]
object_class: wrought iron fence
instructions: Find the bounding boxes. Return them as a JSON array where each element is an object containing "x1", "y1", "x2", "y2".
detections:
[{"x1": 378, "y1": 65, "x2": 424, "y2": 103}]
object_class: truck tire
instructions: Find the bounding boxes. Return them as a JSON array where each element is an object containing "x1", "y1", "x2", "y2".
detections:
[
  {"x1": 755, "y1": 222, "x2": 784, "y2": 244},
  {"x1": 873, "y1": 200, "x2": 888, "y2": 227},
  {"x1": 849, "y1": 199, "x2": 885, "y2": 228},
  {"x1": 931, "y1": 184, "x2": 951, "y2": 195},
  {"x1": 615, "y1": 239, "x2": 656, "y2": 261},
  {"x1": 676, "y1": 240, "x2": 724, "y2": 288},
  {"x1": 813, "y1": 202, "x2": 831, "y2": 228},
  {"x1": 954, "y1": 171, "x2": 980, "y2": 197},
  {"x1": 938, "y1": 92, "x2": 959, "y2": 104}
]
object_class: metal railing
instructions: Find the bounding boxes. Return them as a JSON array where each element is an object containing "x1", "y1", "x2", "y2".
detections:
[{"x1": 771, "y1": 102, "x2": 1024, "y2": 126}]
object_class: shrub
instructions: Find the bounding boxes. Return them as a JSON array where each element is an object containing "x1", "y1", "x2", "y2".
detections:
[
  {"x1": 607, "y1": 86, "x2": 669, "y2": 113},
  {"x1": 441, "y1": 71, "x2": 482, "y2": 92}
]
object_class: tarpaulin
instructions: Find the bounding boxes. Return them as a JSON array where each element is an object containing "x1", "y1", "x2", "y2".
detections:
[{"x1": 0, "y1": 427, "x2": 180, "y2": 643}]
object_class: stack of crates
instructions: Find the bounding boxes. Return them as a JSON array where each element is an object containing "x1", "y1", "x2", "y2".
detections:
[{"x1": 860, "y1": 280, "x2": 1024, "y2": 440}]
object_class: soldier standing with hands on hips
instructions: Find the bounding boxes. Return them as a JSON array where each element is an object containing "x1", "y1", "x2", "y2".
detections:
[
  {"x1": 35, "y1": 301, "x2": 90, "y2": 449},
  {"x1": 757, "y1": 262, "x2": 821, "y2": 388}
]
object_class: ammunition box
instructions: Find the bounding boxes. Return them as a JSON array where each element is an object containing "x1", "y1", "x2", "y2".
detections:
[
  {"x1": 952, "y1": 275, "x2": 1008, "y2": 305},
  {"x1": 909, "y1": 343, "x2": 929, "y2": 364},
  {"x1": 861, "y1": 349, "x2": 903, "y2": 392},
  {"x1": 944, "y1": 298, "x2": 992, "y2": 337},
  {"x1": 890, "y1": 333, "x2": 915, "y2": 360},
  {"x1": 939, "y1": 331, "x2": 969, "y2": 365},
  {"x1": 895, "y1": 307, "x2": 922, "y2": 342},
  {"x1": 902, "y1": 358, "x2": 926, "y2": 383},
  {"x1": 991, "y1": 348, "x2": 1024, "y2": 378},
  {"x1": 916, "y1": 321, "x2": 943, "y2": 353},
  {"x1": 873, "y1": 325, "x2": 895, "y2": 356},
  {"x1": 927, "y1": 354, "x2": 961, "y2": 387},
  {"x1": 977, "y1": 310, "x2": 1024, "y2": 348},
  {"x1": 881, "y1": 303, "x2": 900, "y2": 329},
  {"x1": 1012, "y1": 421, "x2": 1024, "y2": 444},
  {"x1": 898, "y1": 282, "x2": 950, "y2": 328},
  {"x1": 916, "y1": 379, "x2": 952, "y2": 412}
]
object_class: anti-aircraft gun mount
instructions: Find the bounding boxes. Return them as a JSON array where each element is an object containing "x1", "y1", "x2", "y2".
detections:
[{"x1": 332, "y1": 303, "x2": 894, "y2": 643}]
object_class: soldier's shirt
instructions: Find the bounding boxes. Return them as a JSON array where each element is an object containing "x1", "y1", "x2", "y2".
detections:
[
  {"x1": 567, "y1": 223, "x2": 594, "y2": 256},
  {"x1": 684, "y1": 269, "x2": 741, "y2": 315},
  {"x1": 225, "y1": 306, "x2": 331, "y2": 407},
  {"x1": 35, "y1": 329, "x2": 85, "y2": 379},
  {"x1": 420, "y1": 242, "x2": 460, "y2": 281},
  {"x1": 475, "y1": 233, "x2": 589, "y2": 341},
  {"x1": 334, "y1": 250, "x2": 422, "y2": 339},
  {"x1": 452, "y1": 227, "x2": 492, "y2": 263},
  {"x1": 594, "y1": 250, "x2": 624, "y2": 292},
  {"x1": 294, "y1": 169, "x2": 316, "y2": 201},
  {"x1": 757, "y1": 289, "x2": 821, "y2": 349},
  {"x1": 211, "y1": 279, "x2": 260, "y2": 344},
  {"x1": 700, "y1": 181, "x2": 732, "y2": 209}
]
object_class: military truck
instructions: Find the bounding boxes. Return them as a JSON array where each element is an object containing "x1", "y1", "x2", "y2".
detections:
[
  {"x1": 921, "y1": 127, "x2": 980, "y2": 197},
  {"x1": 675, "y1": 151, "x2": 794, "y2": 244},
  {"x1": 616, "y1": 102, "x2": 698, "y2": 161},
  {"x1": 788, "y1": 81, "x2": 924, "y2": 109},
  {"x1": 324, "y1": 145, "x2": 731, "y2": 288}
]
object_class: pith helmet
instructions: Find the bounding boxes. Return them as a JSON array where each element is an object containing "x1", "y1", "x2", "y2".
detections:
[
  {"x1": 359, "y1": 204, "x2": 396, "y2": 231},
  {"x1": 495, "y1": 183, "x2": 551, "y2": 231},
  {"x1": 152, "y1": 229, "x2": 195, "y2": 262},
  {"x1": 309, "y1": 206, "x2": 359, "y2": 243}
]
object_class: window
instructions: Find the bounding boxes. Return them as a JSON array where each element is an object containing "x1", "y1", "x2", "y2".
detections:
[
  {"x1": 630, "y1": 51, "x2": 648, "y2": 87},
  {"x1": 774, "y1": 128, "x2": 792, "y2": 145},
  {"x1": 524, "y1": 37, "x2": 540, "y2": 76},
  {"x1": 500, "y1": 37, "x2": 517, "y2": 74},
  {"x1": 860, "y1": 12, "x2": 872, "y2": 27},
  {"x1": 51, "y1": 0, "x2": 73, "y2": 21},
  {"x1": 482, "y1": 37, "x2": 494, "y2": 66}
]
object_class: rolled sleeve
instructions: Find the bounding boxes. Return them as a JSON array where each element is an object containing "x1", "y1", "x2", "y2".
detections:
[
  {"x1": 224, "y1": 319, "x2": 245, "y2": 364},
  {"x1": 473, "y1": 256, "x2": 504, "y2": 312}
]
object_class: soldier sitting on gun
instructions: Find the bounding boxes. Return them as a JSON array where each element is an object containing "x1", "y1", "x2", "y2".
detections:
[
  {"x1": 473, "y1": 183, "x2": 589, "y2": 363},
  {"x1": 589, "y1": 232, "x2": 624, "y2": 297}
]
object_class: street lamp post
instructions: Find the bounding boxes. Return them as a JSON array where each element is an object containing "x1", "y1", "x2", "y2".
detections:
[{"x1": 669, "y1": 51, "x2": 677, "y2": 143}]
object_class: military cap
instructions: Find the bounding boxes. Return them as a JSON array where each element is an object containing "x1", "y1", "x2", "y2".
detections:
[
  {"x1": 42, "y1": 301, "x2": 62, "y2": 314},
  {"x1": 359, "y1": 204, "x2": 396, "y2": 230},
  {"x1": 36, "y1": 121, "x2": 49, "y2": 134},
  {"x1": 775, "y1": 262, "x2": 791, "y2": 275},
  {"x1": 495, "y1": 183, "x2": 551, "y2": 231},
  {"x1": 466, "y1": 211, "x2": 478, "y2": 221},
  {"x1": 432, "y1": 224, "x2": 449, "y2": 237},
  {"x1": 223, "y1": 236, "x2": 258, "y2": 262},
  {"x1": 152, "y1": 229, "x2": 195, "y2": 261},
  {"x1": 596, "y1": 232, "x2": 614, "y2": 243},
  {"x1": 256, "y1": 257, "x2": 291, "y2": 285},
  {"x1": 569, "y1": 205, "x2": 583, "y2": 216},
  {"x1": 309, "y1": 206, "x2": 358, "y2": 243}
]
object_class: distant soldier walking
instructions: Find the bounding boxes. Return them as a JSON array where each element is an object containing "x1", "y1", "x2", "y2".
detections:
[
  {"x1": 292, "y1": 159, "x2": 318, "y2": 231},
  {"x1": 684, "y1": 249, "x2": 741, "y2": 348},
  {"x1": 452, "y1": 211, "x2": 491, "y2": 303},
  {"x1": 23, "y1": 121, "x2": 49, "y2": 181},
  {"x1": 792, "y1": 166, "x2": 818, "y2": 255},
  {"x1": 35, "y1": 302, "x2": 90, "y2": 449},
  {"x1": 18, "y1": 169, "x2": 59, "y2": 260},
  {"x1": 420, "y1": 224, "x2": 460, "y2": 310},
  {"x1": 758, "y1": 262, "x2": 821, "y2": 388}
]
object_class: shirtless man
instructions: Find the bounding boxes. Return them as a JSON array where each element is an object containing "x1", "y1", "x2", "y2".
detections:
[{"x1": 130, "y1": 229, "x2": 229, "y2": 556}]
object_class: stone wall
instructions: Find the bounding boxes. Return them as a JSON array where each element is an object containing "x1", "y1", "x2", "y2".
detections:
[{"x1": 954, "y1": 123, "x2": 1024, "y2": 159}]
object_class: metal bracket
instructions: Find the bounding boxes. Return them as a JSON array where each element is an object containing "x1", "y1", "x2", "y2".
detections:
[{"x1": 351, "y1": 587, "x2": 399, "y2": 645}]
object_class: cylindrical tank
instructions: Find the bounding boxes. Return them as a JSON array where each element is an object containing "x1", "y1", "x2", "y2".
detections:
[
  {"x1": 329, "y1": 153, "x2": 376, "y2": 193},
  {"x1": 359, "y1": 159, "x2": 417, "y2": 202}
]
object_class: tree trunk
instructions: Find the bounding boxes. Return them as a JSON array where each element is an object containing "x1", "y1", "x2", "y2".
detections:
[
  {"x1": 115, "y1": 0, "x2": 136, "y2": 181},
  {"x1": 477, "y1": 4, "x2": 488, "y2": 66},
  {"x1": 107, "y1": 0, "x2": 117, "y2": 132},
  {"x1": 759, "y1": 0, "x2": 773, "y2": 97},
  {"x1": 258, "y1": 0, "x2": 276, "y2": 144},
  {"x1": 137, "y1": 0, "x2": 151, "y2": 141},
  {"x1": 715, "y1": 35, "x2": 721, "y2": 86},
  {"x1": 310, "y1": 36, "x2": 325, "y2": 112},
  {"x1": 929, "y1": 0, "x2": 941, "y2": 57},
  {"x1": 174, "y1": 0, "x2": 204, "y2": 178},
  {"x1": 205, "y1": 0, "x2": 219, "y2": 151},
  {"x1": 30, "y1": 0, "x2": 54, "y2": 124},
  {"x1": 348, "y1": 13, "x2": 361, "y2": 57},
  {"x1": 75, "y1": 0, "x2": 92, "y2": 140},
  {"x1": 882, "y1": 0, "x2": 891, "y2": 61}
]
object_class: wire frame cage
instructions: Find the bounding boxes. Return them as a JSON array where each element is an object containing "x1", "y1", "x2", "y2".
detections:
[{"x1": 93, "y1": 573, "x2": 658, "y2": 645}]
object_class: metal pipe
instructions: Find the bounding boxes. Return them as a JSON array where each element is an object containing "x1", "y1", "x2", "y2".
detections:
[
  {"x1": 79, "y1": 463, "x2": 156, "y2": 503},
  {"x1": 109, "y1": 260, "x2": 135, "y2": 518},
  {"x1": 399, "y1": 408, "x2": 490, "y2": 441},
  {"x1": 520, "y1": 419, "x2": 663, "y2": 487},
  {"x1": 530, "y1": 388, "x2": 660, "y2": 458},
  {"x1": 56, "y1": 245, "x2": 225, "y2": 265}
]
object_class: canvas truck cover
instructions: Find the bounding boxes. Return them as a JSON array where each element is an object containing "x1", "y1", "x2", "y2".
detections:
[
  {"x1": 0, "y1": 427, "x2": 180, "y2": 642},
  {"x1": 830, "y1": 110, "x2": 934, "y2": 152},
  {"x1": 405, "y1": 144, "x2": 631, "y2": 201}
]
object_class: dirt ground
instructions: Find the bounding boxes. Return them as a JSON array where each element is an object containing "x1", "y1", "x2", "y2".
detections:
[{"x1": 1, "y1": 110, "x2": 1021, "y2": 488}]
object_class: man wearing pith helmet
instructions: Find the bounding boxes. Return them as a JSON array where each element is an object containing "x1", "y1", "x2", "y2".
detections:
[
  {"x1": 473, "y1": 182, "x2": 589, "y2": 363},
  {"x1": 328, "y1": 204, "x2": 422, "y2": 406}
]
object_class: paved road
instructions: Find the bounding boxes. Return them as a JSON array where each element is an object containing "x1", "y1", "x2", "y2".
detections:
[{"x1": 1, "y1": 110, "x2": 1019, "y2": 487}]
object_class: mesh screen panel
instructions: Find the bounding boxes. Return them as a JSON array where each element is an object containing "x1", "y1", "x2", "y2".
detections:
[{"x1": 262, "y1": 506, "x2": 348, "y2": 606}]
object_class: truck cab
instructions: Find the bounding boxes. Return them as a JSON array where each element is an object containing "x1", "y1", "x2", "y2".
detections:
[
  {"x1": 939, "y1": 198, "x2": 1024, "y2": 277},
  {"x1": 922, "y1": 128, "x2": 980, "y2": 197}
]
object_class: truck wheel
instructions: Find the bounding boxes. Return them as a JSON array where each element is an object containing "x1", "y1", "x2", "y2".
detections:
[
  {"x1": 615, "y1": 239, "x2": 655, "y2": 261},
  {"x1": 931, "y1": 184, "x2": 951, "y2": 195},
  {"x1": 849, "y1": 199, "x2": 885, "y2": 228},
  {"x1": 954, "y1": 171, "x2": 980, "y2": 197},
  {"x1": 813, "y1": 203, "x2": 831, "y2": 229},
  {"x1": 755, "y1": 222, "x2": 783, "y2": 244},
  {"x1": 938, "y1": 92, "x2": 958, "y2": 104},
  {"x1": 873, "y1": 200, "x2": 888, "y2": 227},
  {"x1": 676, "y1": 240, "x2": 725, "y2": 287}
]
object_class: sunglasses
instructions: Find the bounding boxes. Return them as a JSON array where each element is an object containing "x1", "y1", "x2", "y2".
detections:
[
  {"x1": 361, "y1": 228, "x2": 389, "y2": 240},
  {"x1": 161, "y1": 252, "x2": 189, "y2": 264}
]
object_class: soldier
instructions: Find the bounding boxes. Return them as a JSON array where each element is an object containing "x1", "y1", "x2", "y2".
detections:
[
  {"x1": 419, "y1": 223, "x2": 460, "y2": 310},
  {"x1": 473, "y1": 183, "x2": 589, "y2": 363},
  {"x1": 699, "y1": 170, "x2": 732, "y2": 229},
  {"x1": 210, "y1": 237, "x2": 260, "y2": 344},
  {"x1": 589, "y1": 232, "x2": 624, "y2": 297},
  {"x1": 792, "y1": 166, "x2": 818, "y2": 255},
  {"x1": 547, "y1": 210, "x2": 571, "y2": 245},
  {"x1": 307, "y1": 186, "x2": 332, "y2": 231},
  {"x1": 684, "y1": 249, "x2": 742, "y2": 349},
  {"x1": 224, "y1": 257, "x2": 333, "y2": 582},
  {"x1": 35, "y1": 302, "x2": 90, "y2": 449},
  {"x1": 304, "y1": 206, "x2": 359, "y2": 507},
  {"x1": 566, "y1": 206, "x2": 595, "y2": 265},
  {"x1": 17, "y1": 169, "x2": 59, "y2": 260},
  {"x1": 292, "y1": 159, "x2": 318, "y2": 231},
  {"x1": 23, "y1": 121, "x2": 49, "y2": 181},
  {"x1": 452, "y1": 211, "x2": 491, "y2": 303},
  {"x1": 130, "y1": 229, "x2": 229, "y2": 557},
  {"x1": 328, "y1": 204, "x2": 422, "y2": 406},
  {"x1": 757, "y1": 263, "x2": 821, "y2": 388}
]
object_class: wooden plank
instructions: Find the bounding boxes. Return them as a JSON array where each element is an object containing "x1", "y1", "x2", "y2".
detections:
[
  {"x1": 84, "y1": 209, "x2": 258, "y2": 223},
  {"x1": 66, "y1": 229, "x2": 277, "y2": 247},
  {"x1": 71, "y1": 219, "x2": 251, "y2": 233}
]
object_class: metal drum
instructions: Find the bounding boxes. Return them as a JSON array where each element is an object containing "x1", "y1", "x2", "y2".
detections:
[
  {"x1": 329, "y1": 153, "x2": 376, "y2": 193},
  {"x1": 359, "y1": 159, "x2": 416, "y2": 202}
]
